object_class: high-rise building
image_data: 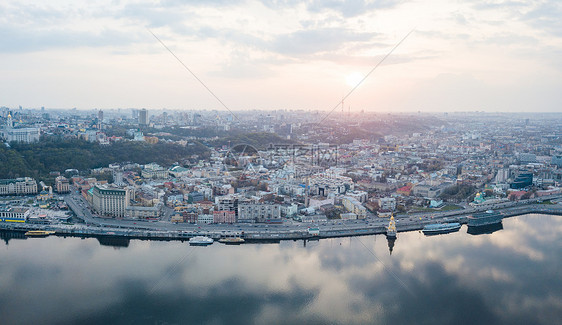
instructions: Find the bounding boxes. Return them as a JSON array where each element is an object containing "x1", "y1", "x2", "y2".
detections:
[
  {"x1": 139, "y1": 108, "x2": 148, "y2": 126},
  {"x1": 511, "y1": 172, "x2": 533, "y2": 189},
  {"x1": 97, "y1": 110, "x2": 104, "y2": 129}
]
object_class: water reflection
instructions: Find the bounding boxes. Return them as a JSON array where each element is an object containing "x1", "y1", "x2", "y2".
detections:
[
  {"x1": 96, "y1": 236, "x2": 130, "y2": 248},
  {"x1": 467, "y1": 222, "x2": 503, "y2": 235},
  {"x1": 0, "y1": 214, "x2": 560, "y2": 325}
]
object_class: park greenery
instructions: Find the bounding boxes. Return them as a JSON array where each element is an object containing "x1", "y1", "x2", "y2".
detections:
[
  {"x1": 0, "y1": 131, "x2": 296, "y2": 185},
  {"x1": 439, "y1": 184, "x2": 476, "y2": 202},
  {"x1": 0, "y1": 136, "x2": 209, "y2": 182}
]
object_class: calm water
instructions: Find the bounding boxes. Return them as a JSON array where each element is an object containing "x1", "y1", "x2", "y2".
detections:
[{"x1": 1, "y1": 214, "x2": 561, "y2": 325}]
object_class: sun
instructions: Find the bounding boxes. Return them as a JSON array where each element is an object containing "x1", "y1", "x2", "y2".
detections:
[{"x1": 345, "y1": 72, "x2": 364, "y2": 88}]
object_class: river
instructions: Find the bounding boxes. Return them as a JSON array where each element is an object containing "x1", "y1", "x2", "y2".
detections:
[{"x1": 1, "y1": 213, "x2": 560, "y2": 325}]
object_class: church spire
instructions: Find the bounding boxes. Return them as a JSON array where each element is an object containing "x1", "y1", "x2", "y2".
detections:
[{"x1": 7, "y1": 112, "x2": 13, "y2": 128}]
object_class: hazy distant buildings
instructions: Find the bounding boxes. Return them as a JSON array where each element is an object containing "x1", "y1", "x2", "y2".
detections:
[
  {"x1": 139, "y1": 108, "x2": 148, "y2": 126},
  {"x1": 98, "y1": 110, "x2": 103, "y2": 129},
  {"x1": 1, "y1": 112, "x2": 40, "y2": 143},
  {"x1": 519, "y1": 153, "x2": 537, "y2": 164}
]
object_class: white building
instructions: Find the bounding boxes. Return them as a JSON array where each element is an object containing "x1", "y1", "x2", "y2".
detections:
[
  {"x1": 238, "y1": 203, "x2": 281, "y2": 223},
  {"x1": 342, "y1": 196, "x2": 367, "y2": 219},
  {"x1": 340, "y1": 212, "x2": 358, "y2": 220},
  {"x1": 280, "y1": 203, "x2": 298, "y2": 218},
  {"x1": 125, "y1": 205, "x2": 160, "y2": 219},
  {"x1": 0, "y1": 177, "x2": 38, "y2": 195},
  {"x1": 169, "y1": 165, "x2": 190, "y2": 178},
  {"x1": 142, "y1": 163, "x2": 168, "y2": 179},
  {"x1": 197, "y1": 214, "x2": 214, "y2": 224},
  {"x1": 91, "y1": 185, "x2": 131, "y2": 218},
  {"x1": 1, "y1": 113, "x2": 40, "y2": 143},
  {"x1": 307, "y1": 174, "x2": 353, "y2": 197},
  {"x1": 0, "y1": 206, "x2": 30, "y2": 223},
  {"x1": 55, "y1": 176, "x2": 70, "y2": 193},
  {"x1": 377, "y1": 197, "x2": 396, "y2": 211}
]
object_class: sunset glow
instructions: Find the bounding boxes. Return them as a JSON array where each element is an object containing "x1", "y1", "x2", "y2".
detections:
[{"x1": 345, "y1": 72, "x2": 365, "y2": 89}]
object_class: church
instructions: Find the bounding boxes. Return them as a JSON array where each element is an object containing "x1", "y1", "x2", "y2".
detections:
[{"x1": 1, "y1": 112, "x2": 40, "y2": 143}]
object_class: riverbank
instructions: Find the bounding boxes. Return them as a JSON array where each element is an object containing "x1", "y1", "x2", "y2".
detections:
[{"x1": 1, "y1": 203, "x2": 561, "y2": 243}]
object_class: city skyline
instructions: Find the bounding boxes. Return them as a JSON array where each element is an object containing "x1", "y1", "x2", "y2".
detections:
[{"x1": 1, "y1": 0, "x2": 561, "y2": 112}]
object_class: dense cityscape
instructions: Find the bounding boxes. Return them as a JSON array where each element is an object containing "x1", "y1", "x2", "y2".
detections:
[{"x1": 1, "y1": 106, "x2": 561, "y2": 244}]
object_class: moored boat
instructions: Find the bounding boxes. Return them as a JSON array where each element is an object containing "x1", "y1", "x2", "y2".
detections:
[
  {"x1": 189, "y1": 236, "x2": 214, "y2": 246},
  {"x1": 422, "y1": 223, "x2": 461, "y2": 235},
  {"x1": 468, "y1": 210, "x2": 503, "y2": 228},
  {"x1": 25, "y1": 230, "x2": 55, "y2": 237},
  {"x1": 308, "y1": 227, "x2": 320, "y2": 236},
  {"x1": 467, "y1": 221, "x2": 503, "y2": 235},
  {"x1": 218, "y1": 237, "x2": 245, "y2": 245}
]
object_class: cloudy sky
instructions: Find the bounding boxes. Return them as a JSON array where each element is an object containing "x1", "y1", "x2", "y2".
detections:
[{"x1": 1, "y1": 0, "x2": 561, "y2": 112}]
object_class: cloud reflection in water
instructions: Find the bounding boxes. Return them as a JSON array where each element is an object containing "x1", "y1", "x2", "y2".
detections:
[{"x1": 0, "y1": 214, "x2": 560, "y2": 324}]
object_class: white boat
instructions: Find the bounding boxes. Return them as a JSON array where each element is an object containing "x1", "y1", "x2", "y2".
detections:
[
  {"x1": 189, "y1": 236, "x2": 214, "y2": 246},
  {"x1": 422, "y1": 223, "x2": 461, "y2": 235}
]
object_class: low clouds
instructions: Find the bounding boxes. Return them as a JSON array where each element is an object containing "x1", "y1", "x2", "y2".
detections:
[
  {"x1": 0, "y1": 26, "x2": 141, "y2": 53},
  {"x1": 0, "y1": 1, "x2": 387, "y2": 58},
  {"x1": 1, "y1": 0, "x2": 562, "y2": 110},
  {"x1": 262, "y1": 0, "x2": 402, "y2": 17},
  {"x1": 269, "y1": 28, "x2": 378, "y2": 56}
]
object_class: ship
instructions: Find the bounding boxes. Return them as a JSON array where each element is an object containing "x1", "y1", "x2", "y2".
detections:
[
  {"x1": 308, "y1": 227, "x2": 320, "y2": 236},
  {"x1": 467, "y1": 210, "x2": 503, "y2": 228},
  {"x1": 467, "y1": 222, "x2": 503, "y2": 235},
  {"x1": 218, "y1": 237, "x2": 245, "y2": 244},
  {"x1": 422, "y1": 223, "x2": 461, "y2": 235},
  {"x1": 386, "y1": 215, "x2": 397, "y2": 239},
  {"x1": 188, "y1": 236, "x2": 214, "y2": 246},
  {"x1": 24, "y1": 230, "x2": 55, "y2": 237}
]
